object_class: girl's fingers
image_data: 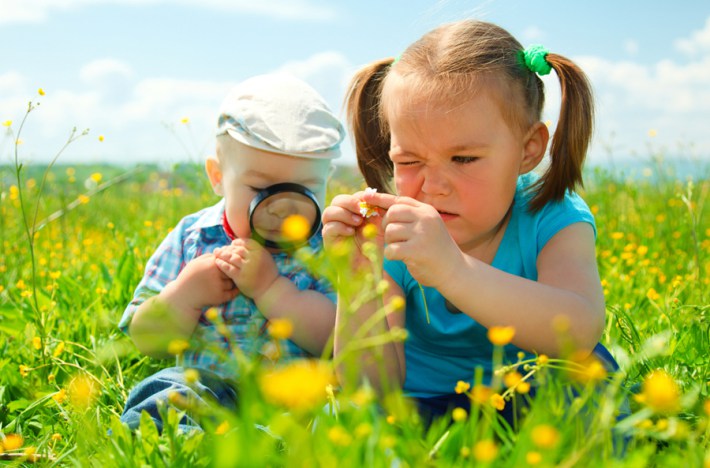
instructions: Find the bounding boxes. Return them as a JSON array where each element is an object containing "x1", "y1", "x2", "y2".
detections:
[{"x1": 362, "y1": 191, "x2": 417, "y2": 210}]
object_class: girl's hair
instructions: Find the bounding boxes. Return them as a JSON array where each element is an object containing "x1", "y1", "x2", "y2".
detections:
[{"x1": 345, "y1": 20, "x2": 594, "y2": 212}]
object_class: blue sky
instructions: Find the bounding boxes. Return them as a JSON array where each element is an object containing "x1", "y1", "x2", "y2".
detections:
[{"x1": 1, "y1": 0, "x2": 709, "y2": 167}]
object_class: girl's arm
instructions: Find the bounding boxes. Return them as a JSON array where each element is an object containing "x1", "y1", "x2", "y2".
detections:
[
  {"x1": 436, "y1": 223, "x2": 605, "y2": 355},
  {"x1": 364, "y1": 191, "x2": 605, "y2": 356},
  {"x1": 334, "y1": 274, "x2": 406, "y2": 392},
  {"x1": 322, "y1": 192, "x2": 406, "y2": 392}
]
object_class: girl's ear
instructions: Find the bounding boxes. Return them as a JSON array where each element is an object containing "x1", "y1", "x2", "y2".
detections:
[
  {"x1": 205, "y1": 155, "x2": 224, "y2": 196},
  {"x1": 520, "y1": 121, "x2": 549, "y2": 174}
]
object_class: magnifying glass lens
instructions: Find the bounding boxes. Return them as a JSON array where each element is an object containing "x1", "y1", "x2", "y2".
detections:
[{"x1": 248, "y1": 183, "x2": 321, "y2": 250}]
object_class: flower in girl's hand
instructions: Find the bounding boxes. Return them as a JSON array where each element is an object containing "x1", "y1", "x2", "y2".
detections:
[{"x1": 359, "y1": 187, "x2": 379, "y2": 218}]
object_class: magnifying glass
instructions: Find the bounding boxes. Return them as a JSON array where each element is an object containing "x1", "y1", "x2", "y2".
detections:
[{"x1": 248, "y1": 183, "x2": 322, "y2": 250}]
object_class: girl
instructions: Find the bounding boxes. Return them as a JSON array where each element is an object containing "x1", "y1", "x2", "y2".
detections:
[{"x1": 322, "y1": 20, "x2": 620, "y2": 424}]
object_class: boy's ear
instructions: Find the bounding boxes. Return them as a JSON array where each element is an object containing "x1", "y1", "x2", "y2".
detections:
[
  {"x1": 205, "y1": 155, "x2": 224, "y2": 196},
  {"x1": 520, "y1": 121, "x2": 549, "y2": 174}
]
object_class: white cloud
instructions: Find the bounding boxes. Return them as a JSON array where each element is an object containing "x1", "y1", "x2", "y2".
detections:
[
  {"x1": 1, "y1": 51, "x2": 355, "y2": 164},
  {"x1": 623, "y1": 39, "x2": 638, "y2": 56},
  {"x1": 521, "y1": 25, "x2": 546, "y2": 43},
  {"x1": 0, "y1": 0, "x2": 336, "y2": 25},
  {"x1": 675, "y1": 16, "x2": 710, "y2": 55},
  {"x1": 80, "y1": 58, "x2": 134, "y2": 85}
]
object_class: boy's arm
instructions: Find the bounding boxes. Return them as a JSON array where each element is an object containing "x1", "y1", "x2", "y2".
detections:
[
  {"x1": 252, "y1": 276, "x2": 335, "y2": 356},
  {"x1": 214, "y1": 239, "x2": 334, "y2": 355},
  {"x1": 129, "y1": 253, "x2": 239, "y2": 358}
]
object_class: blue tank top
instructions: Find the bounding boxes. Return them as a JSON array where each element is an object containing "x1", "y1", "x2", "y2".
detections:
[{"x1": 384, "y1": 173, "x2": 596, "y2": 397}]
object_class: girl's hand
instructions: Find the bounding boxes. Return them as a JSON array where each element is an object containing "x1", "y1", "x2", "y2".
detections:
[
  {"x1": 214, "y1": 239, "x2": 279, "y2": 300},
  {"x1": 362, "y1": 191, "x2": 463, "y2": 289},
  {"x1": 322, "y1": 192, "x2": 385, "y2": 268}
]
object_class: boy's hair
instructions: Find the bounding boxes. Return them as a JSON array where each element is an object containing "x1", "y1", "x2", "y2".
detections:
[{"x1": 345, "y1": 20, "x2": 594, "y2": 212}]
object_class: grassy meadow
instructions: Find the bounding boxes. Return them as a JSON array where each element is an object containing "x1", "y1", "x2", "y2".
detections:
[{"x1": 0, "y1": 120, "x2": 709, "y2": 466}]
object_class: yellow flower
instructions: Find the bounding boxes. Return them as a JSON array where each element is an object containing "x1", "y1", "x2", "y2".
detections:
[
  {"x1": 531, "y1": 424, "x2": 560, "y2": 449},
  {"x1": 503, "y1": 371, "x2": 523, "y2": 388},
  {"x1": 565, "y1": 350, "x2": 607, "y2": 385},
  {"x1": 454, "y1": 380, "x2": 471, "y2": 394},
  {"x1": 634, "y1": 369, "x2": 680, "y2": 415},
  {"x1": 469, "y1": 385, "x2": 492, "y2": 405},
  {"x1": 32, "y1": 336, "x2": 42, "y2": 350},
  {"x1": 473, "y1": 440, "x2": 498, "y2": 462},
  {"x1": 38, "y1": 88, "x2": 45, "y2": 96},
  {"x1": 281, "y1": 214, "x2": 310, "y2": 242},
  {"x1": 388, "y1": 295, "x2": 405, "y2": 311},
  {"x1": 53, "y1": 341, "x2": 65, "y2": 358},
  {"x1": 184, "y1": 368, "x2": 200, "y2": 384},
  {"x1": 355, "y1": 422, "x2": 372, "y2": 438},
  {"x1": 267, "y1": 318, "x2": 294, "y2": 340},
  {"x1": 2, "y1": 120, "x2": 11, "y2": 127},
  {"x1": 167, "y1": 339, "x2": 190, "y2": 356},
  {"x1": 610, "y1": 231, "x2": 624, "y2": 240},
  {"x1": 490, "y1": 393, "x2": 505, "y2": 411},
  {"x1": 78, "y1": 194, "x2": 90, "y2": 204},
  {"x1": 451, "y1": 407, "x2": 467, "y2": 422},
  {"x1": 537, "y1": 354, "x2": 549, "y2": 365},
  {"x1": 2, "y1": 433, "x2": 24, "y2": 450},
  {"x1": 180, "y1": 117, "x2": 190, "y2": 124},
  {"x1": 646, "y1": 288, "x2": 661, "y2": 301},
  {"x1": 259, "y1": 359, "x2": 334, "y2": 411},
  {"x1": 487, "y1": 326, "x2": 515, "y2": 346},
  {"x1": 327, "y1": 426, "x2": 352, "y2": 446},
  {"x1": 205, "y1": 307, "x2": 220, "y2": 322},
  {"x1": 215, "y1": 420, "x2": 229, "y2": 435},
  {"x1": 68, "y1": 375, "x2": 98, "y2": 409},
  {"x1": 98, "y1": 135, "x2": 105, "y2": 142},
  {"x1": 526, "y1": 451, "x2": 542, "y2": 465},
  {"x1": 52, "y1": 388, "x2": 67, "y2": 404},
  {"x1": 90, "y1": 172, "x2": 103, "y2": 183},
  {"x1": 362, "y1": 223, "x2": 378, "y2": 239},
  {"x1": 704, "y1": 399, "x2": 710, "y2": 417},
  {"x1": 460, "y1": 446, "x2": 471, "y2": 458},
  {"x1": 19, "y1": 364, "x2": 30, "y2": 377},
  {"x1": 51, "y1": 433, "x2": 62, "y2": 442},
  {"x1": 648, "y1": 128, "x2": 657, "y2": 138}
]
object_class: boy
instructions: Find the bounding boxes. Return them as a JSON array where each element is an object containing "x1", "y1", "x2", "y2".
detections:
[{"x1": 119, "y1": 73, "x2": 345, "y2": 431}]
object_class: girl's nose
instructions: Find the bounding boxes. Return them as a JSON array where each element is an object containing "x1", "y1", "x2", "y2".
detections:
[{"x1": 420, "y1": 166, "x2": 451, "y2": 196}]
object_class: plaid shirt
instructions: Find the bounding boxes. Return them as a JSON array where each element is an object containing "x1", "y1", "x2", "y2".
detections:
[{"x1": 119, "y1": 199, "x2": 334, "y2": 376}]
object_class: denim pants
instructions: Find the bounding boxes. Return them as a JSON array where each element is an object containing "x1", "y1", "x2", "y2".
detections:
[{"x1": 120, "y1": 366, "x2": 237, "y2": 432}]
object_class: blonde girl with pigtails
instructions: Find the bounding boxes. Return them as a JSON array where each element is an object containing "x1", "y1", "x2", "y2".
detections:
[{"x1": 322, "y1": 19, "x2": 624, "y2": 426}]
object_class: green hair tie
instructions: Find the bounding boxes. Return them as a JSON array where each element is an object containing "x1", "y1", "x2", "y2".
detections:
[{"x1": 523, "y1": 44, "x2": 552, "y2": 76}]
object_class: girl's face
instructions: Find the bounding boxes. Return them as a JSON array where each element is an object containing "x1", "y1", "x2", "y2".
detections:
[
  {"x1": 207, "y1": 138, "x2": 330, "y2": 242},
  {"x1": 386, "y1": 83, "x2": 542, "y2": 256}
]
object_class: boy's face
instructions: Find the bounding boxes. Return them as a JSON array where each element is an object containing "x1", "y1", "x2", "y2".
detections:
[{"x1": 207, "y1": 137, "x2": 331, "y2": 242}]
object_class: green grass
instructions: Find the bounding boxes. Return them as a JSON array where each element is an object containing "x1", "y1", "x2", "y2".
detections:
[{"x1": 0, "y1": 157, "x2": 708, "y2": 466}]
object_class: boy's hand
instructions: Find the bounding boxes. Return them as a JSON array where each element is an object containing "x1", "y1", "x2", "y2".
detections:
[
  {"x1": 164, "y1": 253, "x2": 239, "y2": 311},
  {"x1": 214, "y1": 239, "x2": 279, "y2": 300}
]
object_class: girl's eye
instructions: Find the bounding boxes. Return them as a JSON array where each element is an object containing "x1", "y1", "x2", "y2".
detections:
[
  {"x1": 452, "y1": 156, "x2": 479, "y2": 164},
  {"x1": 395, "y1": 160, "x2": 419, "y2": 167},
  {"x1": 248, "y1": 186, "x2": 263, "y2": 192}
]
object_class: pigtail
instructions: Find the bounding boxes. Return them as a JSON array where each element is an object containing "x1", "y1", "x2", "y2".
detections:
[
  {"x1": 344, "y1": 58, "x2": 395, "y2": 193},
  {"x1": 529, "y1": 53, "x2": 594, "y2": 212}
]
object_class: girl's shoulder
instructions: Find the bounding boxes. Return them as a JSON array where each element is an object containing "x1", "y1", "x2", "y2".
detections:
[{"x1": 513, "y1": 173, "x2": 596, "y2": 246}]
